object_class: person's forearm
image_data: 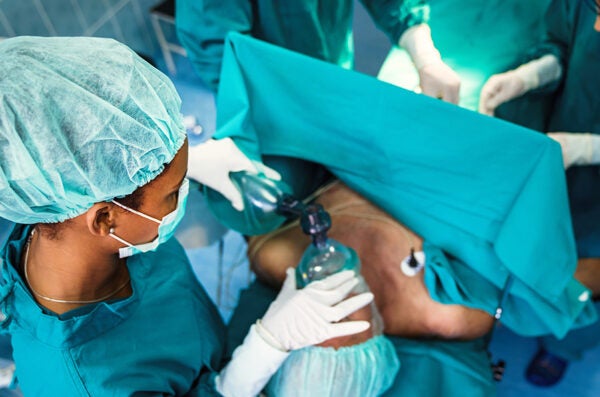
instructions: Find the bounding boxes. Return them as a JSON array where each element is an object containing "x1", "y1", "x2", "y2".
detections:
[
  {"x1": 216, "y1": 325, "x2": 289, "y2": 397},
  {"x1": 359, "y1": 0, "x2": 429, "y2": 45}
]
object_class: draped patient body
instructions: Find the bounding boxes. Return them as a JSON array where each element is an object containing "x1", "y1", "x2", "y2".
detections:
[{"x1": 250, "y1": 181, "x2": 494, "y2": 344}]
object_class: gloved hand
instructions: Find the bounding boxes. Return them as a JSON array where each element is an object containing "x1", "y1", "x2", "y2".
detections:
[
  {"x1": 400, "y1": 24, "x2": 460, "y2": 104},
  {"x1": 479, "y1": 54, "x2": 562, "y2": 116},
  {"x1": 187, "y1": 138, "x2": 281, "y2": 211},
  {"x1": 215, "y1": 269, "x2": 373, "y2": 397},
  {"x1": 258, "y1": 268, "x2": 373, "y2": 351},
  {"x1": 548, "y1": 132, "x2": 600, "y2": 168}
]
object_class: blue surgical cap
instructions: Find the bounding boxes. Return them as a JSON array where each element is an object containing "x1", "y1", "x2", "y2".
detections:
[{"x1": 0, "y1": 36, "x2": 186, "y2": 224}]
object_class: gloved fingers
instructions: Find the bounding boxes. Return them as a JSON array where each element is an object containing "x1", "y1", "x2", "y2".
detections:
[
  {"x1": 186, "y1": 144, "x2": 211, "y2": 182},
  {"x1": 419, "y1": 82, "x2": 438, "y2": 99},
  {"x1": 278, "y1": 307, "x2": 330, "y2": 350},
  {"x1": 479, "y1": 74, "x2": 513, "y2": 108},
  {"x1": 484, "y1": 87, "x2": 514, "y2": 113},
  {"x1": 326, "y1": 320, "x2": 371, "y2": 339},
  {"x1": 481, "y1": 73, "x2": 525, "y2": 116},
  {"x1": 215, "y1": 137, "x2": 257, "y2": 174},
  {"x1": 478, "y1": 77, "x2": 502, "y2": 116},
  {"x1": 441, "y1": 85, "x2": 460, "y2": 105},
  {"x1": 421, "y1": 80, "x2": 459, "y2": 104},
  {"x1": 217, "y1": 180, "x2": 245, "y2": 211},
  {"x1": 307, "y1": 276, "x2": 359, "y2": 306},
  {"x1": 478, "y1": 104, "x2": 494, "y2": 116},
  {"x1": 253, "y1": 161, "x2": 282, "y2": 181},
  {"x1": 228, "y1": 154, "x2": 257, "y2": 175},
  {"x1": 186, "y1": 138, "x2": 255, "y2": 211},
  {"x1": 419, "y1": 63, "x2": 461, "y2": 104},
  {"x1": 306, "y1": 270, "x2": 356, "y2": 291},
  {"x1": 279, "y1": 267, "x2": 299, "y2": 293},
  {"x1": 324, "y1": 292, "x2": 374, "y2": 322}
]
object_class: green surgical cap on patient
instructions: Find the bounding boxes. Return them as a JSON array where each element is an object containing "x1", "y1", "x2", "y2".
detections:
[{"x1": 0, "y1": 36, "x2": 186, "y2": 224}]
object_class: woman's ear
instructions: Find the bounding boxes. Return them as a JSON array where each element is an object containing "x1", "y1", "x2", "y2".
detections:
[{"x1": 86, "y1": 203, "x2": 115, "y2": 236}]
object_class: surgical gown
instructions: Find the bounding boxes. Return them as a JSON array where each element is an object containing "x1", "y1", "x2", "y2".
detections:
[
  {"x1": 0, "y1": 225, "x2": 226, "y2": 396},
  {"x1": 534, "y1": 0, "x2": 600, "y2": 259},
  {"x1": 531, "y1": 0, "x2": 600, "y2": 361},
  {"x1": 176, "y1": 0, "x2": 428, "y2": 91}
]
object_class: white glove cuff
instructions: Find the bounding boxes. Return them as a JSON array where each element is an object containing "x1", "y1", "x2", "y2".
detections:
[
  {"x1": 513, "y1": 54, "x2": 562, "y2": 91},
  {"x1": 591, "y1": 135, "x2": 600, "y2": 164},
  {"x1": 399, "y1": 24, "x2": 442, "y2": 70},
  {"x1": 216, "y1": 325, "x2": 289, "y2": 397},
  {"x1": 571, "y1": 133, "x2": 596, "y2": 166},
  {"x1": 256, "y1": 319, "x2": 289, "y2": 352}
]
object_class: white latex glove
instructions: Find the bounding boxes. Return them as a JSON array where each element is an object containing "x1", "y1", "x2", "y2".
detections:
[
  {"x1": 399, "y1": 24, "x2": 460, "y2": 104},
  {"x1": 479, "y1": 54, "x2": 562, "y2": 116},
  {"x1": 259, "y1": 268, "x2": 373, "y2": 351},
  {"x1": 187, "y1": 138, "x2": 281, "y2": 211},
  {"x1": 215, "y1": 269, "x2": 373, "y2": 397},
  {"x1": 215, "y1": 325, "x2": 289, "y2": 397},
  {"x1": 548, "y1": 132, "x2": 600, "y2": 168}
]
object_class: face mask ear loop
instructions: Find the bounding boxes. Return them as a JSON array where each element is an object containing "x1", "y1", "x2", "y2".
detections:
[
  {"x1": 108, "y1": 227, "x2": 134, "y2": 247},
  {"x1": 111, "y1": 200, "x2": 162, "y2": 224}
]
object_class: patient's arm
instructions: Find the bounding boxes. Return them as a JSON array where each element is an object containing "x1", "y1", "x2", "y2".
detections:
[
  {"x1": 574, "y1": 258, "x2": 600, "y2": 298},
  {"x1": 249, "y1": 182, "x2": 494, "y2": 341}
]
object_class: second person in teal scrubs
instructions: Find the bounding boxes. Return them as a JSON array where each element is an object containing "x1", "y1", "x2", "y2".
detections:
[
  {"x1": 479, "y1": 0, "x2": 600, "y2": 387},
  {"x1": 176, "y1": 0, "x2": 461, "y2": 103}
]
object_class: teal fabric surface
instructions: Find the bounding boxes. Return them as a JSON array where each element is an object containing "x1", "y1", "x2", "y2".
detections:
[
  {"x1": 215, "y1": 33, "x2": 596, "y2": 338},
  {"x1": 0, "y1": 225, "x2": 225, "y2": 396},
  {"x1": 541, "y1": 301, "x2": 600, "y2": 361},
  {"x1": 176, "y1": 0, "x2": 428, "y2": 91},
  {"x1": 383, "y1": 336, "x2": 496, "y2": 397}
]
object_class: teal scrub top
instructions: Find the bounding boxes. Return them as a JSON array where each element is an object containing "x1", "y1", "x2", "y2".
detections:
[
  {"x1": 176, "y1": 0, "x2": 428, "y2": 91},
  {"x1": 0, "y1": 224, "x2": 226, "y2": 396},
  {"x1": 532, "y1": 0, "x2": 600, "y2": 258},
  {"x1": 535, "y1": 0, "x2": 600, "y2": 134},
  {"x1": 213, "y1": 32, "x2": 597, "y2": 339}
]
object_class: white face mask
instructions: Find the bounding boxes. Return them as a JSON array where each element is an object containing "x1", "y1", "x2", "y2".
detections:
[{"x1": 109, "y1": 179, "x2": 189, "y2": 258}]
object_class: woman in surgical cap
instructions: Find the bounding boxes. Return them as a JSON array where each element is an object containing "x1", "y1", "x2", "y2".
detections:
[
  {"x1": 480, "y1": 0, "x2": 600, "y2": 387},
  {"x1": 0, "y1": 36, "x2": 373, "y2": 396}
]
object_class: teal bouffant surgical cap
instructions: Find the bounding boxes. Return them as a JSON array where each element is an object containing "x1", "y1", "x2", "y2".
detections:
[{"x1": 0, "y1": 36, "x2": 186, "y2": 224}]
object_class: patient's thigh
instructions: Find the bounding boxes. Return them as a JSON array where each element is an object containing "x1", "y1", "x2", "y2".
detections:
[{"x1": 249, "y1": 183, "x2": 494, "y2": 340}]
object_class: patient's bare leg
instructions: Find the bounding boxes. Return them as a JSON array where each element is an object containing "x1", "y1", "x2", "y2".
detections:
[{"x1": 249, "y1": 182, "x2": 494, "y2": 341}]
